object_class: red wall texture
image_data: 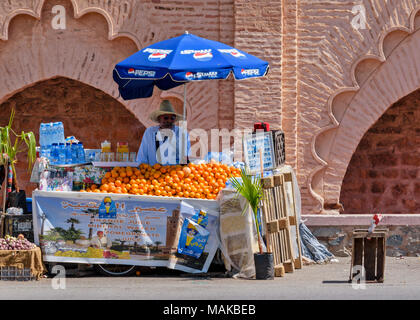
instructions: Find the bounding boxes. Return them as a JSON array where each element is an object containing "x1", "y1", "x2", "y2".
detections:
[
  {"x1": 0, "y1": 77, "x2": 145, "y2": 195},
  {"x1": 340, "y1": 89, "x2": 420, "y2": 213},
  {"x1": 0, "y1": 1, "x2": 419, "y2": 214}
]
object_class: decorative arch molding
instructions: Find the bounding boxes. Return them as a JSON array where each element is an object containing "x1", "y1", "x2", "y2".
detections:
[
  {"x1": 0, "y1": 9, "x2": 40, "y2": 40},
  {"x1": 310, "y1": 5, "x2": 420, "y2": 214},
  {"x1": 0, "y1": 0, "x2": 199, "y2": 129},
  {"x1": 0, "y1": 0, "x2": 151, "y2": 127},
  {"x1": 70, "y1": 1, "x2": 142, "y2": 49}
]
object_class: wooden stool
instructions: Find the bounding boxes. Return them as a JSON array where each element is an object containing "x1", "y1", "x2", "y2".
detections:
[{"x1": 349, "y1": 228, "x2": 387, "y2": 283}]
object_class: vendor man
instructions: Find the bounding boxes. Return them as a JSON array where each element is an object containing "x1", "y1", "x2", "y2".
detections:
[
  {"x1": 136, "y1": 100, "x2": 190, "y2": 165},
  {"x1": 90, "y1": 231, "x2": 112, "y2": 249}
]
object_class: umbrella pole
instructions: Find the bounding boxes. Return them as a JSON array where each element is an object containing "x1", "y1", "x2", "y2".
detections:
[
  {"x1": 182, "y1": 83, "x2": 187, "y2": 164},
  {"x1": 183, "y1": 83, "x2": 187, "y2": 120}
]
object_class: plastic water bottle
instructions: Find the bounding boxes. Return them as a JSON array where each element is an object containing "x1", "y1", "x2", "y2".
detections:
[
  {"x1": 39, "y1": 124, "x2": 46, "y2": 157},
  {"x1": 58, "y1": 143, "x2": 66, "y2": 165},
  {"x1": 53, "y1": 122, "x2": 65, "y2": 144},
  {"x1": 41, "y1": 123, "x2": 53, "y2": 159},
  {"x1": 52, "y1": 123, "x2": 58, "y2": 144},
  {"x1": 39, "y1": 123, "x2": 45, "y2": 146},
  {"x1": 65, "y1": 143, "x2": 72, "y2": 164},
  {"x1": 46, "y1": 123, "x2": 53, "y2": 146},
  {"x1": 77, "y1": 142, "x2": 85, "y2": 163},
  {"x1": 71, "y1": 143, "x2": 78, "y2": 164},
  {"x1": 59, "y1": 122, "x2": 65, "y2": 144},
  {"x1": 50, "y1": 143, "x2": 59, "y2": 164}
]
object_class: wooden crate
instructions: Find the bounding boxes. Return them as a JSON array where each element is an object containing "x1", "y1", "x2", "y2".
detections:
[
  {"x1": 3, "y1": 214, "x2": 34, "y2": 242},
  {"x1": 349, "y1": 229, "x2": 387, "y2": 283},
  {"x1": 281, "y1": 172, "x2": 303, "y2": 269},
  {"x1": 272, "y1": 130, "x2": 286, "y2": 168},
  {"x1": 261, "y1": 174, "x2": 302, "y2": 276}
]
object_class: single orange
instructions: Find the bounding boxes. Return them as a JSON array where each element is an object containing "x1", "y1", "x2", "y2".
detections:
[
  {"x1": 176, "y1": 170, "x2": 185, "y2": 179},
  {"x1": 182, "y1": 166, "x2": 191, "y2": 176}
]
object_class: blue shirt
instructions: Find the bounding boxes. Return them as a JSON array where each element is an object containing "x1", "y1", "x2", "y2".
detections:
[{"x1": 136, "y1": 125, "x2": 191, "y2": 166}]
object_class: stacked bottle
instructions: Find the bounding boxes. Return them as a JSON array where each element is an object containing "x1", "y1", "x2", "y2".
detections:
[
  {"x1": 39, "y1": 122, "x2": 79, "y2": 165},
  {"x1": 77, "y1": 142, "x2": 86, "y2": 163}
]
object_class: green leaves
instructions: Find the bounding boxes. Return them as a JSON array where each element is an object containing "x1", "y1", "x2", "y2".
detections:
[
  {"x1": 0, "y1": 107, "x2": 37, "y2": 189},
  {"x1": 230, "y1": 168, "x2": 265, "y2": 253},
  {"x1": 230, "y1": 168, "x2": 263, "y2": 215}
]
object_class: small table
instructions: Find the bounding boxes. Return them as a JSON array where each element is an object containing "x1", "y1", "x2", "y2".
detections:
[{"x1": 349, "y1": 229, "x2": 388, "y2": 283}]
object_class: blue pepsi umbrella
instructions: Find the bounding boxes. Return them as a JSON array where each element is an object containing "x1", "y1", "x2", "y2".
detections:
[{"x1": 113, "y1": 32, "x2": 269, "y2": 118}]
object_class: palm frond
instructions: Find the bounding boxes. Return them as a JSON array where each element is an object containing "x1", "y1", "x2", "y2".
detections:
[
  {"x1": 21, "y1": 131, "x2": 37, "y2": 171},
  {"x1": 0, "y1": 107, "x2": 37, "y2": 189},
  {"x1": 230, "y1": 169, "x2": 263, "y2": 220},
  {"x1": 230, "y1": 168, "x2": 265, "y2": 254}
]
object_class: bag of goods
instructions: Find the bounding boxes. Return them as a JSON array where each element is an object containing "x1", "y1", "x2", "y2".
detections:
[
  {"x1": 218, "y1": 189, "x2": 260, "y2": 279},
  {"x1": 177, "y1": 219, "x2": 209, "y2": 259}
]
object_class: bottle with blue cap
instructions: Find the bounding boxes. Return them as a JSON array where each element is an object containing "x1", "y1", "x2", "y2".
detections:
[
  {"x1": 58, "y1": 143, "x2": 66, "y2": 165},
  {"x1": 52, "y1": 122, "x2": 59, "y2": 144},
  {"x1": 71, "y1": 142, "x2": 78, "y2": 164},
  {"x1": 50, "y1": 143, "x2": 59, "y2": 165},
  {"x1": 77, "y1": 142, "x2": 85, "y2": 163},
  {"x1": 65, "y1": 143, "x2": 72, "y2": 164},
  {"x1": 39, "y1": 123, "x2": 46, "y2": 157},
  {"x1": 57, "y1": 122, "x2": 65, "y2": 144}
]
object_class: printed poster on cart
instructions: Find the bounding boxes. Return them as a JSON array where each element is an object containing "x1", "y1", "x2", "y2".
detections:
[{"x1": 32, "y1": 190, "x2": 220, "y2": 273}]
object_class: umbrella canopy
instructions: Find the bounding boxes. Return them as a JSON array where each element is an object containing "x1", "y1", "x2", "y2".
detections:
[{"x1": 113, "y1": 32, "x2": 269, "y2": 101}]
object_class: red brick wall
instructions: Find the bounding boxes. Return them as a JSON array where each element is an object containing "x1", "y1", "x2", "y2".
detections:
[
  {"x1": 0, "y1": 77, "x2": 145, "y2": 196},
  {"x1": 340, "y1": 89, "x2": 420, "y2": 214}
]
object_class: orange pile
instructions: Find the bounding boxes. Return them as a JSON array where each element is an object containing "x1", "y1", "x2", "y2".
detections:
[{"x1": 81, "y1": 161, "x2": 241, "y2": 200}]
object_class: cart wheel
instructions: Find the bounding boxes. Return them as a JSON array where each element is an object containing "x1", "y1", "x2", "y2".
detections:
[{"x1": 94, "y1": 264, "x2": 137, "y2": 277}]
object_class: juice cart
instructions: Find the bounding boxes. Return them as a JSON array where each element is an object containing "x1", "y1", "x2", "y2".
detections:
[{"x1": 31, "y1": 160, "x2": 237, "y2": 276}]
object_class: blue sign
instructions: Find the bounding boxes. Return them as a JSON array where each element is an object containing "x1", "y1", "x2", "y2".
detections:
[{"x1": 98, "y1": 197, "x2": 117, "y2": 219}]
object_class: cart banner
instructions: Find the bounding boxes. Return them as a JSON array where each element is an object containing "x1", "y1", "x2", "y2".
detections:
[{"x1": 32, "y1": 191, "x2": 220, "y2": 273}]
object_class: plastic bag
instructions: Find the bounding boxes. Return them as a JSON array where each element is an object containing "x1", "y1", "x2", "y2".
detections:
[{"x1": 218, "y1": 189, "x2": 262, "y2": 279}]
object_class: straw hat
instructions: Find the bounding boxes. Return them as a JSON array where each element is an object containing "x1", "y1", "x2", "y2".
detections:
[{"x1": 150, "y1": 100, "x2": 183, "y2": 123}]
